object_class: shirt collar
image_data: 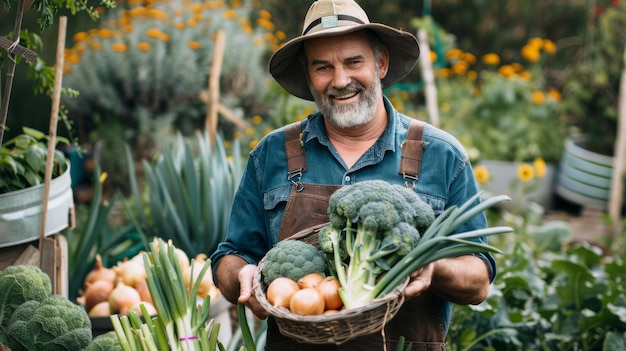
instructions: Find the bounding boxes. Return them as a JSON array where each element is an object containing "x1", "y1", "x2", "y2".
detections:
[{"x1": 300, "y1": 95, "x2": 398, "y2": 152}]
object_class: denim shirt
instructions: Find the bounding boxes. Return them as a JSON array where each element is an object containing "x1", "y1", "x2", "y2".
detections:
[{"x1": 210, "y1": 96, "x2": 496, "y2": 332}]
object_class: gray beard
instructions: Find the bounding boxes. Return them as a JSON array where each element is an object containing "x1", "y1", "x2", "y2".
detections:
[{"x1": 311, "y1": 72, "x2": 382, "y2": 129}]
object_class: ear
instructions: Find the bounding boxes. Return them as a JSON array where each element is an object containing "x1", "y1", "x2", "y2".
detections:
[{"x1": 378, "y1": 48, "x2": 390, "y2": 79}]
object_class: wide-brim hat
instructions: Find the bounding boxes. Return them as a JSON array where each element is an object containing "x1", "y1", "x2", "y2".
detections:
[{"x1": 269, "y1": 0, "x2": 420, "y2": 101}]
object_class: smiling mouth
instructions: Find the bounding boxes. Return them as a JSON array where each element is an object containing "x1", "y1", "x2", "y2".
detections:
[{"x1": 331, "y1": 91, "x2": 358, "y2": 100}]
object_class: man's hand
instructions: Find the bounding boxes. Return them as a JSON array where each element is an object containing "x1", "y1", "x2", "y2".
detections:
[
  {"x1": 403, "y1": 263, "x2": 434, "y2": 298},
  {"x1": 238, "y1": 264, "x2": 269, "y2": 319}
]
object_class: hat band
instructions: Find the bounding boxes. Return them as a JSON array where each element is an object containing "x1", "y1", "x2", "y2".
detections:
[{"x1": 302, "y1": 14, "x2": 365, "y2": 35}]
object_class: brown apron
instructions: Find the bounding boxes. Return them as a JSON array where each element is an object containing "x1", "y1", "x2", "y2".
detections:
[{"x1": 265, "y1": 121, "x2": 446, "y2": 351}]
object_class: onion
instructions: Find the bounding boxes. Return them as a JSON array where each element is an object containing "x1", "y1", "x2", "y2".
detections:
[
  {"x1": 109, "y1": 281, "x2": 141, "y2": 315},
  {"x1": 297, "y1": 272, "x2": 324, "y2": 290},
  {"x1": 289, "y1": 288, "x2": 325, "y2": 315},
  {"x1": 266, "y1": 277, "x2": 299, "y2": 308},
  {"x1": 317, "y1": 276, "x2": 343, "y2": 310},
  {"x1": 84, "y1": 254, "x2": 116, "y2": 287},
  {"x1": 88, "y1": 301, "x2": 111, "y2": 317},
  {"x1": 183, "y1": 256, "x2": 214, "y2": 297},
  {"x1": 81, "y1": 279, "x2": 114, "y2": 311},
  {"x1": 130, "y1": 301, "x2": 157, "y2": 316},
  {"x1": 113, "y1": 259, "x2": 146, "y2": 288},
  {"x1": 134, "y1": 279, "x2": 153, "y2": 304}
]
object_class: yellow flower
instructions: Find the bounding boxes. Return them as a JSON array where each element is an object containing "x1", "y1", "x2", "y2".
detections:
[
  {"x1": 548, "y1": 88, "x2": 561, "y2": 101},
  {"x1": 233, "y1": 131, "x2": 242, "y2": 139},
  {"x1": 252, "y1": 115, "x2": 263, "y2": 124},
  {"x1": 245, "y1": 127, "x2": 255, "y2": 136},
  {"x1": 436, "y1": 68, "x2": 452, "y2": 78},
  {"x1": 473, "y1": 165, "x2": 490, "y2": 184},
  {"x1": 137, "y1": 42, "x2": 151, "y2": 51},
  {"x1": 463, "y1": 52, "x2": 476, "y2": 64},
  {"x1": 98, "y1": 28, "x2": 115, "y2": 38},
  {"x1": 303, "y1": 106, "x2": 314, "y2": 115},
  {"x1": 224, "y1": 9, "x2": 237, "y2": 19},
  {"x1": 148, "y1": 8, "x2": 168, "y2": 20},
  {"x1": 440, "y1": 102, "x2": 450, "y2": 112},
  {"x1": 258, "y1": 9, "x2": 271, "y2": 19},
  {"x1": 188, "y1": 41, "x2": 201, "y2": 50},
  {"x1": 249, "y1": 139, "x2": 259, "y2": 149},
  {"x1": 498, "y1": 65, "x2": 516, "y2": 77},
  {"x1": 128, "y1": 7, "x2": 147, "y2": 17},
  {"x1": 533, "y1": 158, "x2": 547, "y2": 178},
  {"x1": 100, "y1": 172, "x2": 108, "y2": 184},
  {"x1": 111, "y1": 42, "x2": 127, "y2": 53},
  {"x1": 521, "y1": 45, "x2": 541, "y2": 62},
  {"x1": 66, "y1": 53, "x2": 80, "y2": 64},
  {"x1": 517, "y1": 163, "x2": 535, "y2": 183},
  {"x1": 518, "y1": 70, "x2": 532, "y2": 81},
  {"x1": 543, "y1": 39, "x2": 556, "y2": 54},
  {"x1": 482, "y1": 53, "x2": 500, "y2": 65},
  {"x1": 531, "y1": 91, "x2": 545, "y2": 105},
  {"x1": 257, "y1": 18, "x2": 275, "y2": 30},
  {"x1": 527, "y1": 37, "x2": 544, "y2": 50},
  {"x1": 446, "y1": 48, "x2": 464, "y2": 60},
  {"x1": 452, "y1": 60, "x2": 469, "y2": 75},
  {"x1": 429, "y1": 50, "x2": 437, "y2": 62},
  {"x1": 275, "y1": 30, "x2": 286, "y2": 41},
  {"x1": 73, "y1": 32, "x2": 88, "y2": 42}
]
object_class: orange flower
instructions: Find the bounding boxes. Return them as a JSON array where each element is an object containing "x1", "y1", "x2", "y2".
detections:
[
  {"x1": 73, "y1": 32, "x2": 88, "y2": 42},
  {"x1": 224, "y1": 9, "x2": 237, "y2": 19},
  {"x1": 521, "y1": 45, "x2": 540, "y2": 62},
  {"x1": 482, "y1": 53, "x2": 500, "y2": 65},
  {"x1": 188, "y1": 41, "x2": 201, "y2": 50},
  {"x1": 111, "y1": 42, "x2": 127, "y2": 53},
  {"x1": 137, "y1": 42, "x2": 151, "y2": 51},
  {"x1": 498, "y1": 65, "x2": 515, "y2": 77},
  {"x1": 531, "y1": 91, "x2": 545, "y2": 105}
]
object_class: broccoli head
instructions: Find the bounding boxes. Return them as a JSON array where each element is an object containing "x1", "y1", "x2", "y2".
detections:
[
  {"x1": 0, "y1": 265, "x2": 52, "y2": 326},
  {"x1": 260, "y1": 240, "x2": 327, "y2": 285},
  {"x1": 86, "y1": 331, "x2": 122, "y2": 351},
  {"x1": 7, "y1": 294, "x2": 92, "y2": 351}
]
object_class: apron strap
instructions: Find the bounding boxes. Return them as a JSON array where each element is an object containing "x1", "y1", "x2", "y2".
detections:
[
  {"x1": 284, "y1": 122, "x2": 307, "y2": 189},
  {"x1": 399, "y1": 119, "x2": 427, "y2": 188}
]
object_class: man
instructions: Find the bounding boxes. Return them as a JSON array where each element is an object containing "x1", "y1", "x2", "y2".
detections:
[{"x1": 210, "y1": 0, "x2": 495, "y2": 350}]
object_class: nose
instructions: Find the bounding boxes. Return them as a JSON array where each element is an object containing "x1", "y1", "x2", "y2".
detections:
[{"x1": 332, "y1": 65, "x2": 351, "y2": 89}]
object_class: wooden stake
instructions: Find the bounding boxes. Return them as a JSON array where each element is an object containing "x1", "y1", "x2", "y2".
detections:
[
  {"x1": 206, "y1": 30, "x2": 226, "y2": 141},
  {"x1": 608, "y1": 46, "x2": 626, "y2": 238},
  {"x1": 39, "y1": 16, "x2": 67, "y2": 250},
  {"x1": 418, "y1": 28, "x2": 440, "y2": 128}
]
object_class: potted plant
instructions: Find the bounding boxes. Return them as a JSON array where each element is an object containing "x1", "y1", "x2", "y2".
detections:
[{"x1": 556, "y1": 3, "x2": 626, "y2": 209}]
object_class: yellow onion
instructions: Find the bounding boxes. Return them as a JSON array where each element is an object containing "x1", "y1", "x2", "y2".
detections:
[
  {"x1": 113, "y1": 258, "x2": 146, "y2": 288},
  {"x1": 88, "y1": 301, "x2": 111, "y2": 317},
  {"x1": 183, "y1": 255, "x2": 214, "y2": 297},
  {"x1": 84, "y1": 254, "x2": 116, "y2": 288},
  {"x1": 289, "y1": 288, "x2": 325, "y2": 315},
  {"x1": 317, "y1": 276, "x2": 343, "y2": 311},
  {"x1": 134, "y1": 279, "x2": 153, "y2": 305},
  {"x1": 109, "y1": 281, "x2": 141, "y2": 315},
  {"x1": 80, "y1": 279, "x2": 114, "y2": 311},
  {"x1": 129, "y1": 301, "x2": 157, "y2": 316},
  {"x1": 266, "y1": 277, "x2": 299, "y2": 308},
  {"x1": 297, "y1": 272, "x2": 324, "y2": 290}
]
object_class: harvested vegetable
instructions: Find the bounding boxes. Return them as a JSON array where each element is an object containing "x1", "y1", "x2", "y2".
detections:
[
  {"x1": 0, "y1": 264, "x2": 51, "y2": 326},
  {"x1": 267, "y1": 277, "x2": 300, "y2": 308},
  {"x1": 290, "y1": 288, "x2": 325, "y2": 316},
  {"x1": 318, "y1": 180, "x2": 512, "y2": 309},
  {"x1": 260, "y1": 240, "x2": 327, "y2": 285}
]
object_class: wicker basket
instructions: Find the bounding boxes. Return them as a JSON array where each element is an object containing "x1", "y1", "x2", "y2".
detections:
[{"x1": 253, "y1": 223, "x2": 408, "y2": 345}]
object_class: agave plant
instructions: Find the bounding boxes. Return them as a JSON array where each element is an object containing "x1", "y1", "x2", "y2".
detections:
[{"x1": 126, "y1": 130, "x2": 242, "y2": 257}]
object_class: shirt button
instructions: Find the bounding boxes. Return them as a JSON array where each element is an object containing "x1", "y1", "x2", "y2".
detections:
[{"x1": 344, "y1": 175, "x2": 350, "y2": 182}]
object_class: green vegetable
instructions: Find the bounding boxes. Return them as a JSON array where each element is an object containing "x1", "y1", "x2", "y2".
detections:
[
  {"x1": 318, "y1": 180, "x2": 434, "y2": 309},
  {"x1": 86, "y1": 331, "x2": 123, "y2": 351},
  {"x1": 260, "y1": 240, "x2": 327, "y2": 285},
  {"x1": 318, "y1": 180, "x2": 513, "y2": 309},
  {"x1": 6, "y1": 294, "x2": 92, "y2": 351},
  {"x1": 0, "y1": 264, "x2": 52, "y2": 326}
]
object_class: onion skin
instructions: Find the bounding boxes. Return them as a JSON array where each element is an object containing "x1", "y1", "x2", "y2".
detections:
[
  {"x1": 318, "y1": 276, "x2": 343, "y2": 311},
  {"x1": 289, "y1": 288, "x2": 325, "y2": 316},
  {"x1": 88, "y1": 301, "x2": 112, "y2": 317},
  {"x1": 82, "y1": 279, "x2": 114, "y2": 311},
  {"x1": 297, "y1": 273, "x2": 324, "y2": 290},
  {"x1": 109, "y1": 281, "x2": 142, "y2": 315},
  {"x1": 113, "y1": 259, "x2": 146, "y2": 288},
  {"x1": 266, "y1": 277, "x2": 299, "y2": 308},
  {"x1": 84, "y1": 254, "x2": 116, "y2": 287}
]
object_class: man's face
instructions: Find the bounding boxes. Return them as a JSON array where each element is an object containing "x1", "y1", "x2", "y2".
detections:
[{"x1": 304, "y1": 31, "x2": 388, "y2": 129}]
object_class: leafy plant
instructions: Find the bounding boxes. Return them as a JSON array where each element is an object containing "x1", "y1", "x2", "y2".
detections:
[
  {"x1": 446, "y1": 206, "x2": 626, "y2": 351},
  {"x1": 0, "y1": 126, "x2": 69, "y2": 193},
  {"x1": 126, "y1": 130, "x2": 242, "y2": 258}
]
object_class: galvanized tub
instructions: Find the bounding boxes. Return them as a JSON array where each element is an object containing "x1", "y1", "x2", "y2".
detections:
[{"x1": 0, "y1": 166, "x2": 74, "y2": 248}]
